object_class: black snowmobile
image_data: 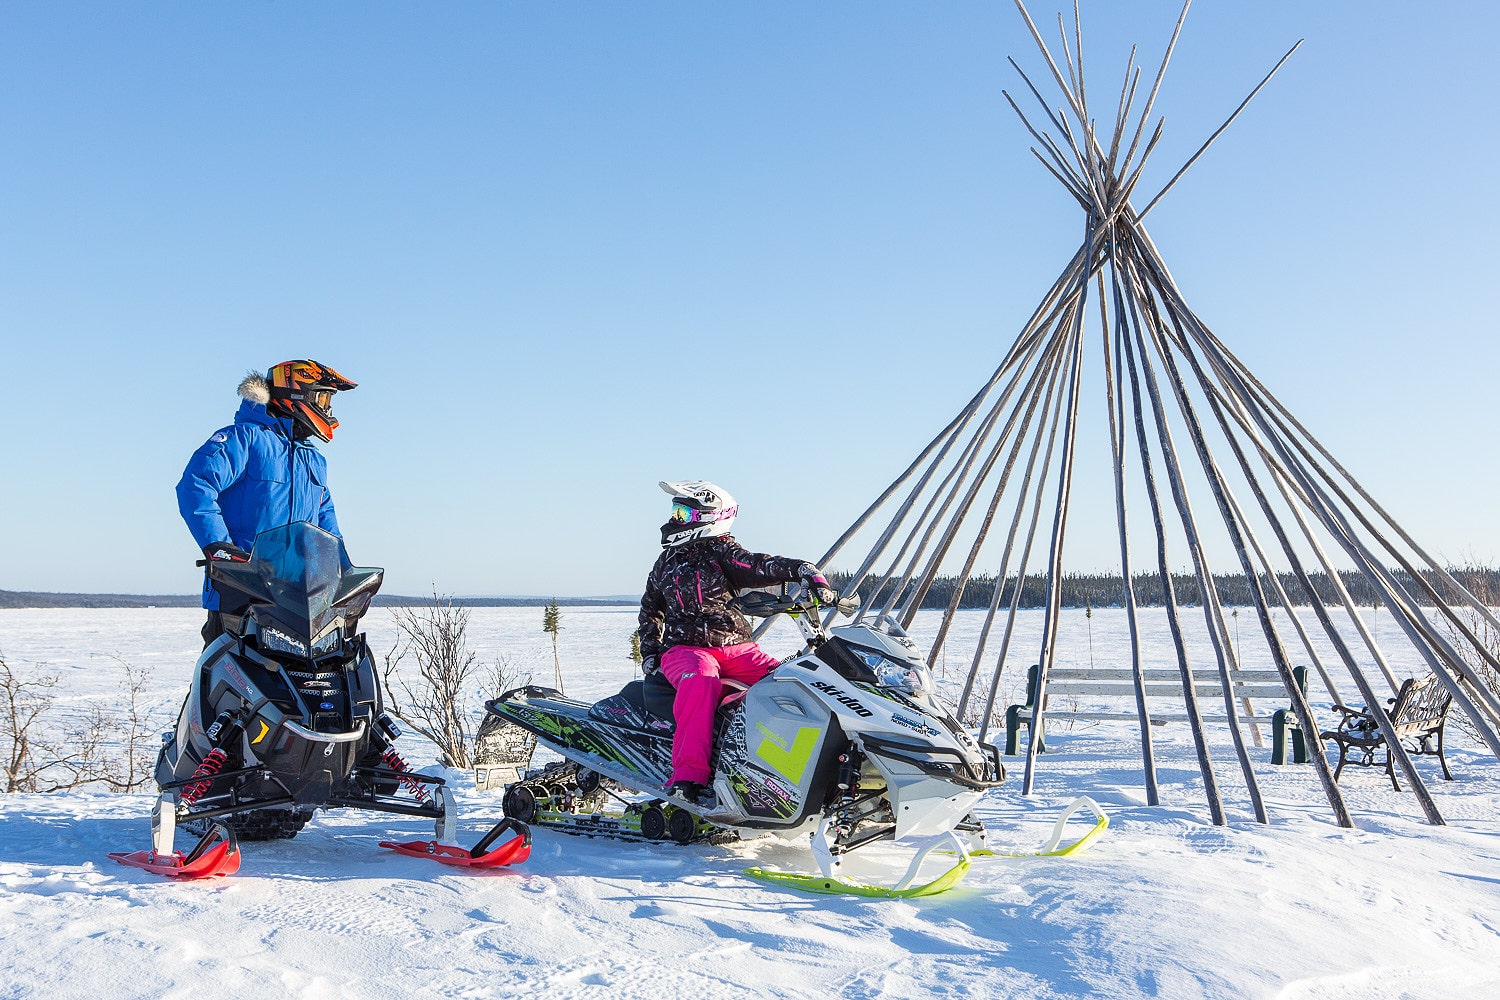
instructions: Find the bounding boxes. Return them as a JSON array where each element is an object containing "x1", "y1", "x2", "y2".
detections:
[{"x1": 111, "y1": 521, "x2": 528, "y2": 878}]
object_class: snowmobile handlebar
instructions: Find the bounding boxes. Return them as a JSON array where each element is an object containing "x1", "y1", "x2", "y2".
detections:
[{"x1": 729, "y1": 583, "x2": 861, "y2": 621}]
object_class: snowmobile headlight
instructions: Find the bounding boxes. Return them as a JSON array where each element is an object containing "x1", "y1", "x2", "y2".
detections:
[
  {"x1": 873, "y1": 660, "x2": 932, "y2": 695},
  {"x1": 259, "y1": 622, "x2": 309, "y2": 658},
  {"x1": 311, "y1": 624, "x2": 342, "y2": 657},
  {"x1": 855, "y1": 648, "x2": 933, "y2": 694}
]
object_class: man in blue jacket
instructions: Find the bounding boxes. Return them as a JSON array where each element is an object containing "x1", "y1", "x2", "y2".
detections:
[{"x1": 177, "y1": 360, "x2": 357, "y2": 645}]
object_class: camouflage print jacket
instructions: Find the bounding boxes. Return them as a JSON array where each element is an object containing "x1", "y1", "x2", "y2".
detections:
[{"x1": 637, "y1": 535, "x2": 806, "y2": 663}]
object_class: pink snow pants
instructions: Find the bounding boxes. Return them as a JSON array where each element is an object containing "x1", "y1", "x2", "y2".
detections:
[{"x1": 661, "y1": 642, "x2": 780, "y2": 785}]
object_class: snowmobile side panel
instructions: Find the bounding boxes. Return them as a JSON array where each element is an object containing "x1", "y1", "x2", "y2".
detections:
[{"x1": 489, "y1": 693, "x2": 676, "y2": 791}]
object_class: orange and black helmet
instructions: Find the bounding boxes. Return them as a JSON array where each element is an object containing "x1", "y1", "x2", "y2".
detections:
[{"x1": 266, "y1": 360, "x2": 357, "y2": 442}]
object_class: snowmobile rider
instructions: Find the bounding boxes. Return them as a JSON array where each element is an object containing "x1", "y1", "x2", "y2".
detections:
[
  {"x1": 638, "y1": 480, "x2": 836, "y2": 805},
  {"x1": 177, "y1": 360, "x2": 357, "y2": 646}
]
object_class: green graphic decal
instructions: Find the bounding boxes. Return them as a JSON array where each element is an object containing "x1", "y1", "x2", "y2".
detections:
[{"x1": 754, "y1": 723, "x2": 820, "y2": 784}]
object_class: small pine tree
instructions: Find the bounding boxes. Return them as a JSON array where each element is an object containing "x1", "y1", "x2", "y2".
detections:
[
  {"x1": 1085, "y1": 598, "x2": 1095, "y2": 670},
  {"x1": 542, "y1": 599, "x2": 564, "y2": 693},
  {"x1": 629, "y1": 630, "x2": 643, "y2": 666}
]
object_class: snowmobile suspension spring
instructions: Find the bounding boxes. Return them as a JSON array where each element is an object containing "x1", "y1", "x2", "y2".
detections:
[
  {"x1": 380, "y1": 748, "x2": 429, "y2": 803},
  {"x1": 181, "y1": 748, "x2": 228, "y2": 805}
]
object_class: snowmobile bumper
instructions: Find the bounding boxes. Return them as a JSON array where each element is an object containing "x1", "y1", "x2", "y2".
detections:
[
  {"x1": 160, "y1": 762, "x2": 449, "y2": 824},
  {"x1": 860, "y1": 733, "x2": 1006, "y2": 790}
]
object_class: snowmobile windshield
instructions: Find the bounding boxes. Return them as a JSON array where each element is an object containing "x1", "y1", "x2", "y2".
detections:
[{"x1": 233, "y1": 522, "x2": 382, "y2": 639}]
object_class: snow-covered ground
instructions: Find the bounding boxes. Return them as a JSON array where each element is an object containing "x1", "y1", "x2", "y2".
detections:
[{"x1": 2, "y1": 606, "x2": 1497, "y2": 999}]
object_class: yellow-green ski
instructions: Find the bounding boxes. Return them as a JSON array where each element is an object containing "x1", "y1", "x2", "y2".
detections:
[{"x1": 744, "y1": 830, "x2": 973, "y2": 898}]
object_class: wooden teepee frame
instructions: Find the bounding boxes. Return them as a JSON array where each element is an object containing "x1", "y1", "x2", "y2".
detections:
[{"x1": 802, "y1": 0, "x2": 1500, "y2": 828}]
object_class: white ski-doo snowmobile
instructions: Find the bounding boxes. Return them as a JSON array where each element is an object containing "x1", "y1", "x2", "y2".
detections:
[
  {"x1": 483, "y1": 584, "x2": 1007, "y2": 895},
  {"x1": 111, "y1": 521, "x2": 529, "y2": 878}
]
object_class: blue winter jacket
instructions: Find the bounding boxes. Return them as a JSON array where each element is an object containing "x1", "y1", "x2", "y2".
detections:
[{"x1": 177, "y1": 400, "x2": 342, "y2": 609}]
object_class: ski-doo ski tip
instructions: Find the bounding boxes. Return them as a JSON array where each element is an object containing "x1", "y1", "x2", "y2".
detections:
[
  {"x1": 745, "y1": 830, "x2": 973, "y2": 899},
  {"x1": 109, "y1": 822, "x2": 242, "y2": 879}
]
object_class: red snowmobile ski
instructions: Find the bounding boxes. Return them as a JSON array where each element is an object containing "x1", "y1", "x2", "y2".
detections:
[
  {"x1": 380, "y1": 817, "x2": 532, "y2": 868},
  {"x1": 109, "y1": 822, "x2": 241, "y2": 879}
]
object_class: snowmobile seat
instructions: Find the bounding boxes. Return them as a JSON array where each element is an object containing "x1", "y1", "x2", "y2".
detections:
[
  {"x1": 611, "y1": 672, "x2": 751, "y2": 727},
  {"x1": 609, "y1": 674, "x2": 679, "y2": 725},
  {"x1": 643, "y1": 672, "x2": 678, "y2": 719}
]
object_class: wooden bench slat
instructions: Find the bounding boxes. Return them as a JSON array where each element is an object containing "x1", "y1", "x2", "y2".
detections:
[
  {"x1": 1044, "y1": 668, "x2": 1288, "y2": 682},
  {"x1": 1011, "y1": 709, "x2": 1276, "y2": 725},
  {"x1": 1043, "y1": 682, "x2": 1291, "y2": 699}
]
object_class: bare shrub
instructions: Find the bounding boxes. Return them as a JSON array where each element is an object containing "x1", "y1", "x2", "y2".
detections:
[
  {"x1": 486, "y1": 653, "x2": 529, "y2": 704},
  {"x1": 2, "y1": 649, "x2": 161, "y2": 794},
  {"x1": 100, "y1": 655, "x2": 159, "y2": 792},
  {"x1": 381, "y1": 593, "x2": 530, "y2": 769},
  {"x1": 2, "y1": 650, "x2": 63, "y2": 792},
  {"x1": 1440, "y1": 567, "x2": 1500, "y2": 741}
]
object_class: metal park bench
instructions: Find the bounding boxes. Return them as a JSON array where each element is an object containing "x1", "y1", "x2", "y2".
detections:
[
  {"x1": 1318, "y1": 673, "x2": 1454, "y2": 790},
  {"x1": 1004, "y1": 663, "x2": 1310, "y2": 763}
]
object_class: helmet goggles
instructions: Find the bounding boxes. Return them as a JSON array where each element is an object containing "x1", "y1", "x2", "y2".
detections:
[
  {"x1": 305, "y1": 388, "x2": 336, "y2": 412},
  {"x1": 671, "y1": 500, "x2": 736, "y2": 524}
]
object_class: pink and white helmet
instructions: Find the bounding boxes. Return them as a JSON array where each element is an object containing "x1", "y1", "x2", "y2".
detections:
[{"x1": 659, "y1": 480, "x2": 738, "y2": 547}]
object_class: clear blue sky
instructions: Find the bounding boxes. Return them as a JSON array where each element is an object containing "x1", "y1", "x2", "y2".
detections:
[{"x1": 3, "y1": 2, "x2": 1498, "y2": 598}]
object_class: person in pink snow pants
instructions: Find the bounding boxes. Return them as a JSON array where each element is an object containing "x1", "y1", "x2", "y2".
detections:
[{"x1": 637, "y1": 481, "x2": 835, "y2": 805}]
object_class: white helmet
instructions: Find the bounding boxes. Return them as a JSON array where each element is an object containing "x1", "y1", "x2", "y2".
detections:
[{"x1": 659, "y1": 480, "x2": 738, "y2": 547}]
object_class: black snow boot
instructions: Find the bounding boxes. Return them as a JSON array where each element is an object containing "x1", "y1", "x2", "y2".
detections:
[{"x1": 667, "y1": 780, "x2": 709, "y2": 805}]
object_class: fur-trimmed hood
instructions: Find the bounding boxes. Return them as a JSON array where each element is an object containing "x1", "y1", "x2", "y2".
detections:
[{"x1": 237, "y1": 371, "x2": 271, "y2": 405}]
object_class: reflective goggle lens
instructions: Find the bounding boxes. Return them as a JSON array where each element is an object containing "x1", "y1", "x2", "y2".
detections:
[{"x1": 307, "y1": 389, "x2": 334, "y2": 411}]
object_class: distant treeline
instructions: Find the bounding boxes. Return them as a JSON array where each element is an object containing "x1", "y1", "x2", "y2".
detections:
[
  {"x1": 0, "y1": 590, "x2": 634, "y2": 610},
  {"x1": 827, "y1": 567, "x2": 1500, "y2": 610},
  {"x1": 6, "y1": 568, "x2": 1496, "y2": 611}
]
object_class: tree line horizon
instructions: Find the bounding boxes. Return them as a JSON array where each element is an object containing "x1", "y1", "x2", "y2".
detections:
[
  {"x1": 4, "y1": 566, "x2": 1498, "y2": 610},
  {"x1": 824, "y1": 566, "x2": 1500, "y2": 611}
]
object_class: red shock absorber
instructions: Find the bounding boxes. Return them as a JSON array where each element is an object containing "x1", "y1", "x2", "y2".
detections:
[
  {"x1": 380, "y1": 747, "x2": 430, "y2": 803},
  {"x1": 180, "y1": 748, "x2": 228, "y2": 805}
]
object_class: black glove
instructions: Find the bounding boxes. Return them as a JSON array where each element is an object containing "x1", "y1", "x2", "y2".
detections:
[
  {"x1": 797, "y1": 562, "x2": 837, "y2": 606},
  {"x1": 203, "y1": 542, "x2": 250, "y2": 562},
  {"x1": 642, "y1": 655, "x2": 660, "y2": 676}
]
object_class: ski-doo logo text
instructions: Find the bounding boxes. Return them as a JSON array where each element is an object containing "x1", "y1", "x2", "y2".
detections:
[{"x1": 810, "y1": 681, "x2": 873, "y2": 718}]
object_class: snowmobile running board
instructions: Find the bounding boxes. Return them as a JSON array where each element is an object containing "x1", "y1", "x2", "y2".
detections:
[
  {"x1": 109, "y1": 822, "x2": 242, "y2": 879},
  {"x1": 743, "y1": 797, "x2": 1109, "y2": 898},
  {"x1": 379, "y1": 817, "x2": 533, "y2": 869}
]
